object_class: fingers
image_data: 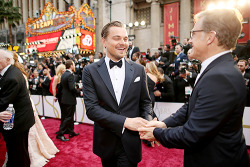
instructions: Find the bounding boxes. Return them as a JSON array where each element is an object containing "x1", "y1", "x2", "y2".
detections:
[{"x1": 151, "y1": 141, "x2": 155, "y2": 147}]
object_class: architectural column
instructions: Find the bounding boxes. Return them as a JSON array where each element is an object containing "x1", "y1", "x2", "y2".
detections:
[
  {"x1": 96, "y1": 0, "x2": 104, "y2": 53},
  {"x1": 33, "y1": 0, "x2": 39, "y2": 18},
  {"x1": 53, "y1": 1, "x2": 57, "y2": 9},
  {"x1": 74, "y1": 0, "x2": 81, "y2": 10},
  {"x1": 150, "y1": 0, "x2": 160, "y2": 48},
  {"x1": 22, "y1": 0, "x2": 28, "y2": 23},
  {"x1": 18, "y1": 0, "x2": 22, "y2": 24},
  {"x1": 180, "y1": 0, "x2": 192, "y2": 42},
  {"x1": 59, "y1": 0, "x2": 66, "y2": 12},
  {"x1": 41, "y1": 0, "x2": 45, "y2": 12},
  {"x1": 13, "y1": 0, "x2": 18, "y2": 7},
  {"x1": 29, "y1": 0, "x2": 33, "y2": 19}
]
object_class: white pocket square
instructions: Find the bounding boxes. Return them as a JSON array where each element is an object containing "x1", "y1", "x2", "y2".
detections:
[{"x1": 134, "y1": 77, "x2": 140, "y2": 82}]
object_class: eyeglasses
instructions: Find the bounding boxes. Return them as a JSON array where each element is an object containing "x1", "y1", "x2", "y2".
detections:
[{"x1": 190, "y1": 30, "x2": 204, "y2": 38}]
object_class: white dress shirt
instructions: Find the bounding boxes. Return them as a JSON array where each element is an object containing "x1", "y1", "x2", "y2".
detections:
[
  {"x1": 0, "y1": 64, "x2": 11, "y2": 77},
  {"x1": 194, "y1": 50, "x2": 231, "y2": 86},
  {"x1": 105, "y1": 56, "x2": 125, "y2": 106}
]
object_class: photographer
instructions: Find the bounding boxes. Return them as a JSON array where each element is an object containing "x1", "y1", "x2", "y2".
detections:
[
  {"x1": 237, "y1": 59, "x2": 250, "y2": 106},
  {"x1": 171, "y1": 43, "x2": 188, "y2": 77},
  {"x1": 173, "y1": 63, "x2": 195, "y2": 102}
]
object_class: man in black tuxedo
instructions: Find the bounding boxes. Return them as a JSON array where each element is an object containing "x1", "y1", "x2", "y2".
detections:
[
  {"x1": 139, "y1": 8, "x2": 249, "y2": 167},
  {"x1": 56, "y1": 60, "x2": 81, "y2": 141},
  {"x1": 162, "y1": 44, "x2": 171, "y2": 61},
  {"x1": 82, "y1": 21, "x2": 153, "y2": 166},
  {"x1": 127, "y1": 41, "x2": 140, "y2": 60},
  {"x1": 148, "y1": 51, "x2": 170, "y2": 72},
  {"x1": 154, "y1": 67, "x2": 174, "y2": 102},
  {"x1": 0, "y1": 49, "x2": 35, "y2": 167},
  {"x1": 237, "y1": 59, "x2": 250, "y2": 106},
  {"x1": 183, "y1": 38, "x2": 192, "y2": 55}
]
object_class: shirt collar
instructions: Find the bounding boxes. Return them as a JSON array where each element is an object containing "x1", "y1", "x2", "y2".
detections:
[
  {"x1": 66, "y1": 69, "x2": 73, "y2": 73},
  {"x1": 200, "y1": 50, "x2": 231, "y2": 75},
  {"x1": 0, "y1": 64, "x2": 11, "y2": 76},
  {"x1": 105, "y1": 55, "x2": 125, "y2": 70}
]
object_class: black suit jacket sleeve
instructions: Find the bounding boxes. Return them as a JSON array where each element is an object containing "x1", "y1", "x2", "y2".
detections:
[
  {"x1": 82, "y1": 67, "x2": 126, "y2": 137},
  {"x1": 153, "y1": 72, "x2": 244, "y2": 149},
  {"x1": 68, "y1": 74, "x2": 80, "y2": 96},
  {"x1": 41, "y1": 77, "x2": 50, "y2": 89},
  {"x1": 0, "y1": 76, "x2": 20, "y2": 111},
  {"x1": 160, "y1": 76, "x2": 175, "y2": 101},
  {"x1": 139, "y1": 69, "x2": 153, "y2": 120}
]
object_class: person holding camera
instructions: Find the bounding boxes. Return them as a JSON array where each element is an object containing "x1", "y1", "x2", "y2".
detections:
[
  {"x1": 171, "y1": 43, "x2": 188, "y2": 77},
  {"x1": 173, "y1": 63, "x2": 195, "y2": 102}
]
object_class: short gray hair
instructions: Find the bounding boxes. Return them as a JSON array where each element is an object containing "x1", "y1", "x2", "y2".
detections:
[{"x1": 0, "y1": 49, "x2": 14, "y2": 65}]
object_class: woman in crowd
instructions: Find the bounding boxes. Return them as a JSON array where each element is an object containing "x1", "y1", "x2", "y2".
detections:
[
  {"x1": 4, "y1": 52, "x2": 59, "y2": 167},
  {"x1": 145, "y1": 62, "x2": 164, "y2": 109},
  {"x1": 51, "y1": 64, "x2": 66, "y2": 103}
]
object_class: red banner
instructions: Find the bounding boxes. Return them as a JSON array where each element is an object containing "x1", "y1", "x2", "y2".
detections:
[
  {"x1": 194, "y1": 0, "x2": 210, "y2": 15},
  {"x1": 28, "y1": 31, "x2": 62, "y2": 52},
  {"x1": 164, "y1": 2, "x2": 179, "y2": 46},
  {"x1": 80, "y1": 29, "x2": 94, "y2": 50}
]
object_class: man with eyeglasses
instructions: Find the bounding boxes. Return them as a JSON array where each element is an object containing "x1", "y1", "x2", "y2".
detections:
[{"x1": 139, "y1": 8, "x2": 249, "y2": 167}]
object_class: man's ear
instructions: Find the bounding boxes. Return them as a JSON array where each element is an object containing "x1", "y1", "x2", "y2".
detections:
[
  {"x1": 101, "y1": 38, "x2": 106, "y2": 48},
  {"x1": 207, "y1": 31, "x2": 217, "y2": 46}
]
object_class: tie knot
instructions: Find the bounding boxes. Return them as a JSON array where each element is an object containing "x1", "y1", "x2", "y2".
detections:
[{"x1": 109, "y1": 59, "x2": 122, "y2": 69}]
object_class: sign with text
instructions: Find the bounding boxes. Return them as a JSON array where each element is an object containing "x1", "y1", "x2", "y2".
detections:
[
  {"x1": 164, "y1": 2, "x2": 179, "y2": 46},
  {"x1": 28, "y1": 31, "x2": 62, "y2": 52}
]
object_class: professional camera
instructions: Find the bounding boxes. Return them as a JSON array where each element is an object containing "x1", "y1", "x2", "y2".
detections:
[
  {"x1": 191, "y1": 59, "x2": 200, "y2": 65},
  {"x1": 81, "y1": 57, "x2": 89, "y2": 66},
  {"x1": 179, "y1": 66, "x2": 186, "y2": 75}
]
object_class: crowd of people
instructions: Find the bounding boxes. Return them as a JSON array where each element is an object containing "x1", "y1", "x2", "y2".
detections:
[{"x1": 0, "y1": 7, "x2": 250, "y2": 167}]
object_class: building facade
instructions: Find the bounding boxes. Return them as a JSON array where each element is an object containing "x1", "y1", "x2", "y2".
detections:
[{"x1": 0, "y1": 0, "x2": 249, "y2": 55}]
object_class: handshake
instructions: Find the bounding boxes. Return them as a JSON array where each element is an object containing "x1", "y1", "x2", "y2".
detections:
[{"x1": 124, "y1": 117, "x2": 167, "y2": 147}]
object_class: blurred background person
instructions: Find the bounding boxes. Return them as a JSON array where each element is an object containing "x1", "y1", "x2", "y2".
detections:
[
  {"x1": 171, "y1": 43, "x2": 188, "y2": 77},
  {"x1": 154, "y1": 67, "x2": 175, "y2": 102},
  {"x1": 127, "y1": 41, "x2": 140, "y2": 60},
  {"x1": 237, "y1": 59, "x2": 250, "y2": 106}
]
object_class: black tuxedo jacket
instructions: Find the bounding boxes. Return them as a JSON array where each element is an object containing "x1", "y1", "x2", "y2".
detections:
[
  {"x1": 127, "y1": 46, "x2": 140, "y2": 59},
  {"x1": 82, "y1": 58, "x2": 152, "y2": 164},
  {"x1": 155, "y1": 74, "x2": 174, "y2": 102},
  {"x1": 153, "y1": 53, "x2": 249, "y2": 167},
  {"x1": 0, "y1": 66, "x2": 35, "y2": 136},
  {"x1": 60, "y1": 70, "x2": 80, "y2": 105}
]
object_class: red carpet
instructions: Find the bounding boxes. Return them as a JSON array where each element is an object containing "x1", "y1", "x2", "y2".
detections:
[{"x1": 0, "y1": 118, "x2": 250, "y2": 167}]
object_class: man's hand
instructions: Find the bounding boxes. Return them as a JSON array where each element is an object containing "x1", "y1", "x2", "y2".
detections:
[
  {"x1": 138, "y1": 126, "x2": 156, "y2": 142},
  {"x1": 0, "y1": 111, "x2": 12, "y2": 123},
  {"x1": 124, "y1": 117, "x2": 149, "y2": 131},
  {"x1": 154, "y1": 90, "x2": 161, "y2": 97}
]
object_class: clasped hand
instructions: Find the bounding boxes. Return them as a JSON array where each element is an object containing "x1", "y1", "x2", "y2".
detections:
[
  {"x1": 124, "y1": 117, "x2": 166, "y2": 147},
  {"x1": 138, "y1": 118, "x2": 167, "y2": 147}
]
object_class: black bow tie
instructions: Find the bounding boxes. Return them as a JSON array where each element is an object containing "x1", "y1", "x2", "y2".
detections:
[{"x1": 109, "y1": 59, "x2": 122, "y2": 69}]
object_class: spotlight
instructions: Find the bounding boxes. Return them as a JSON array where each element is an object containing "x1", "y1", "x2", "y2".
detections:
[
  {"x1": 140, "y1": 21, "x2": 146, "y2": 26},
  {"x1": 128, "y1": 23, "x2": 133, "y2": 28},
  {"x1": 134, "y1": 21, "x2": 139, "y2": 27}
]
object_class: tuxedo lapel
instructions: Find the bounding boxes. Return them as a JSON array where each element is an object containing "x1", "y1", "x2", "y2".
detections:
[
  {"x1": 191, "y1": 53, "x2": 232, "y2": 96},
  {"x1": 119, "y1": 59, "x2": 134, "y2": 106},
  {"x1": 97, "y1": 58, "x2": 117, "y2": 102}
]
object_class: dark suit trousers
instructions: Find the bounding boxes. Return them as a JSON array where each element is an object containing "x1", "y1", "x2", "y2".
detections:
[
  {"x1": 3, "y1": 129, "x2": 30, "y2": 167},
  {"x1": 58, "y1": 103, "x2": 75, "y2": 135},
  {"x1": 101, "y1": 140, "x2": 137, "y2": 167}
]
